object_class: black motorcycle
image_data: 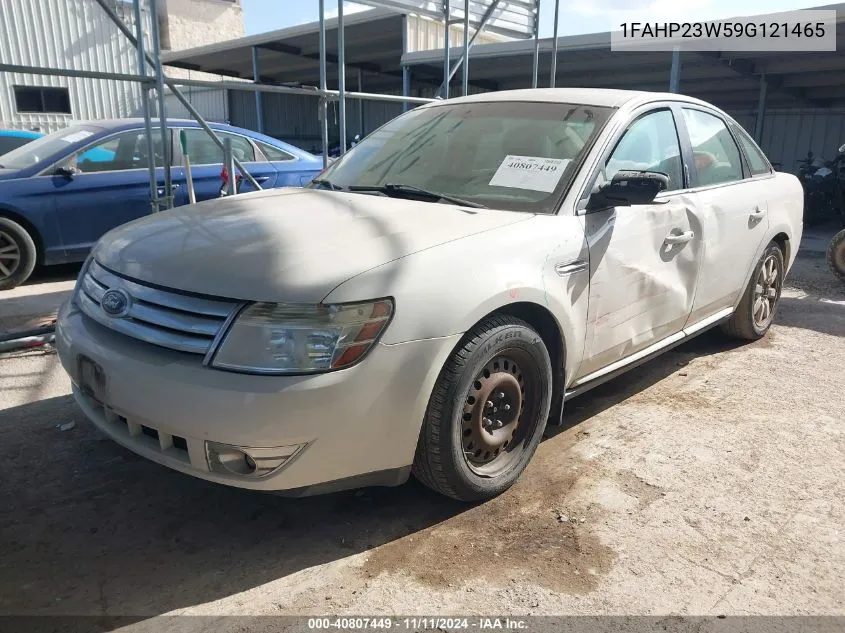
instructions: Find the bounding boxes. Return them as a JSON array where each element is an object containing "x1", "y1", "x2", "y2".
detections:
[{"x1": 797, "y1": 146, "x2": 845, "y2": 227}]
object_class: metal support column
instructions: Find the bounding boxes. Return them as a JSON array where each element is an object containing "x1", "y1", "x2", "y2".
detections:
[
  {"x1": 550, "y1": 0, "x2": 560, "y2": 87},
  {"x1": 462, "y1": 0, "x2": 469, "y2": 96},
  {"x1": 442, "y1": 0, "x2": 450, "y2": 99},
  {"x1": 754, "y1": 74, "x2": 768, "y2": 143},
  {"x1": 149, "y1": 0, "x2": 171, "y2": 210},
  {"x1": 338, "y1": 0, "x2": 347, "y2": 155},
  {"x1": 357, "y1": 68, "x2": 364, "y2": 137},
  {"x1": 252, "y1": 46, "x2": 264, "y2": 134},
  {"x1": 401, "y1": 14, "x2": 411, "y2": 112},
  {"x1": 132, "y1": 0, "x2": 159, "y2": 212},
  {"x1": 319, "y1": 0, "x2": 329, "y2": 167},
  {"x1": 669, "y1": 48, "x2": 681, "y2": 93},
  {"x1": 532, "y1": 3, "x2": 539, "y2": 88}
]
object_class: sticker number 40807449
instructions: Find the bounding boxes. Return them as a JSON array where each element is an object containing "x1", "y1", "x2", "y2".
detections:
[{"x1": 488, "y1": 155, "x2": 572, "y2": 193}]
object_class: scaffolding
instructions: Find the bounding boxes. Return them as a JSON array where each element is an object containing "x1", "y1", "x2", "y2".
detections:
[{"x1": 0, "y1": 0, "x2": 541, "y2": 211}]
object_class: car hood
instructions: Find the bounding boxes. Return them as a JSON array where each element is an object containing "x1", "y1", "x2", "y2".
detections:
[{"x1": 94, "y1": 187, "x2": 531, "y2": 303}]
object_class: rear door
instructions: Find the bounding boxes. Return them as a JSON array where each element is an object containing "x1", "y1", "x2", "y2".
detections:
[
  {"x1": 252, "y1": 138, "x2": 321, "y2": 187},
  {"x1": 51, "y1": 128, "x2": 173, "y2": 261},
  {"x1": 679, "y1": 107, "x2": 771, "y2": 326},
  {"x1": 173, "y1": 128, "x2": 277, "y2": 204}
]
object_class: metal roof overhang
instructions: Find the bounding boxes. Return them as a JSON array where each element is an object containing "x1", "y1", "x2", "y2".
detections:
[
  {"x1": 401, "y1": 3, "x2": 845, "y2": 111},
  {"x1": 161, "y1": 8, "x2": 416, "y2": 92}
]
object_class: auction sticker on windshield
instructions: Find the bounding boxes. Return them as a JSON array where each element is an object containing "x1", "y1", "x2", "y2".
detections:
[
  {"x1": 489, "y1": 155, "x2": 571, "y2": 192},
  {"x1": 60, "y1": 130, "x2": 94, "y2": 144}
]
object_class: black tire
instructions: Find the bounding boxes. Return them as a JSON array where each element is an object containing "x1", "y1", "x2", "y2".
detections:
[
  {"x1": 412, "y1": 315, "x2": 553, "y2": 502},
  {"x1": 0, "y1": 217, "x2": 37, "y2": 291},
  {"x1": 722, "y1": 242, "x2": 784, "y2": 340},
  {"x1": 827, "y1": 229, "x2": 845, "y2": 283}
]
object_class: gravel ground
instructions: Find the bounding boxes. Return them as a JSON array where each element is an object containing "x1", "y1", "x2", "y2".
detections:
[{"x1": 0, "y1": 250, "x2": 842, "y2": 626}]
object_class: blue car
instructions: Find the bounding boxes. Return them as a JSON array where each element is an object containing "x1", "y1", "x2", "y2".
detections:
[
  {"x1": 0, "y1": 119, "x2": 323, "y2": 290},
  {"x1": 0, "y1": 129, "x2": 42, "y2": 156}
]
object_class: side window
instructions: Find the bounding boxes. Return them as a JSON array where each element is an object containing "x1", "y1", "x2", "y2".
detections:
[
  {"x1": 605, "y1": 109, "x2": 684, "y2": 192},
  {"x1": 682, "y1": 108, "x2": 744, "y2": 186},
  {"x1": 733, "y1": 126, "x2": 772, "y2": 176},
  {"x1": 256, "y1": 140, "x2": 295, "y2": 162},
  {"x1": 74, "y1": 131, "x2": 163, "y2": 173},
  {"x1": 181, "y1": 129, "x2": 256, "y2": 165}
]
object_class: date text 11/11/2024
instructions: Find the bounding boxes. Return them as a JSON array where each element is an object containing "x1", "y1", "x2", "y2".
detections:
[{"x1": 307, "y1": 617, "x2": 529, "y2": 630}]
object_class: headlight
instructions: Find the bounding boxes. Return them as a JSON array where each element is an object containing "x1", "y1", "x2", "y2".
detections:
[{"x1": 210, "y1": 298, "x2": 393, "y2": 374}]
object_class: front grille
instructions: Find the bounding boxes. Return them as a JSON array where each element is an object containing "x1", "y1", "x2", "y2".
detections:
[{"x1": 76, "y1": 260, "x2": 240, "y2": 356}]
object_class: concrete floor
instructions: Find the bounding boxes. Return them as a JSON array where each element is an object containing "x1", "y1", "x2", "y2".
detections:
[{"x1": 0, "y1": 239, "x2": 842, "y2": 628}]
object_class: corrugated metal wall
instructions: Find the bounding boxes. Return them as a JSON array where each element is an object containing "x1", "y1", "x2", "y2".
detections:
[
  {"x1": 728, "y1": 108, "x2": 845, "y2": 174},
  {"x1": 161, "y1": 85, "x2": 228, "y2": 122},
  {"x1": 0, "y1": 0, "x2": 147, "y2": 133}
]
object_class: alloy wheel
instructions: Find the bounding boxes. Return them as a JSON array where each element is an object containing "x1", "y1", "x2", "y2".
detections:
[
  {"x1": 753, "y1": 252, "x2": 782, "y2": 329},
  {"x1": 0, "y1": 231, "x2": 21, "y2": 281}
]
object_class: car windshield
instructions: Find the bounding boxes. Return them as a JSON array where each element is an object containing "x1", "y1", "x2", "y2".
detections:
[
  {"x1": 313, "y1": 100, "x2": 613, "y2": 213},
  {"x1": 0, "y1": 125, "x2": 101, "y2": 170}
]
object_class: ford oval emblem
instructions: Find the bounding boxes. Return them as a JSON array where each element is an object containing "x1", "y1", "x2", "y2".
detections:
[{"x1": 101, "y1": 289, "x2": 131, "y2": 318}]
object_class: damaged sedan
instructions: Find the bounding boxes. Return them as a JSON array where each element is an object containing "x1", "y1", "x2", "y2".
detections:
[{"x1": 55, "y1": 88, "x2": 803, "y2": 501}]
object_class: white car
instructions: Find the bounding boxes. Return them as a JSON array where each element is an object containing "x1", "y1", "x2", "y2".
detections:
[{"x1": 56, "y1": 89, "x2": 803, "y2": 501}]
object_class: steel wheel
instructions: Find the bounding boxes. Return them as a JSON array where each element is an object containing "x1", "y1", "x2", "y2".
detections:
[
  {"x1": 0, "y1": 230, "x2": 21, "y2": 281},
  {"x1": 752, "y1": 252, "x2": 782, "y2": 330}
]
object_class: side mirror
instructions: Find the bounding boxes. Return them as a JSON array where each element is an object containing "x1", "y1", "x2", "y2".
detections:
[
  {"x1": 54, "y1": 165, "x2": 77, "y2": 179},
  {"x1": 587, "y1": 170, "x2": 669, "y2": 211},
  {"x1": 838, "y1": 144, "x2": 845, "y2": 154}
]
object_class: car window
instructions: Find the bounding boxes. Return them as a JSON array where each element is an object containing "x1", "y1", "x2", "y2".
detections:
[
  {"x1": 605, "y1": 109, "x2": 684, "y2": 192},
  {"x1": 682, "y1": 108, "x2": 744, "y2": 186},
  {"x1": 0, "y1": 136, "x2": 34, "y2": 155},
  {"x1": 732, "y1": 125, "x2": 771, "y2": 176},
  {"x1": 315, "y1": 101, "x2": 614, "y2": 214},
  {"x1": 181, "y1": 129, "x2": 255, "y2": 164},
  {"x1": 73, "y1": 131, "x2": 164, "y2": 173},
  {"x1": 256, "y1": 140, "x2": 295, "y2": 162},
  {"x1": 0, "y1": 125, "x2": 100, "y2": 170}
]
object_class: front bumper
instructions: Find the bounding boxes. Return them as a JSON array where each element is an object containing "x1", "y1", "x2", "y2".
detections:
[{"x1": 56, "y1": 301, "x2": 460, "y2": 493}]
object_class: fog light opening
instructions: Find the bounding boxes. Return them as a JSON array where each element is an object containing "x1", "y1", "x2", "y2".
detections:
[{"x1": 205, "y1": 441, "x2": 306, "y2": 479}]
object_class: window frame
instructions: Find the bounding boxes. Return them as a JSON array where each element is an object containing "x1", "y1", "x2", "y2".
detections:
[
  {"x1": 173, "y1": 128, "x2": 261, "y2": 166},
  {"x1": 677, "y1": 105, "x2": 750, "y2": 189},
  {"x1": 35, "y1": 127, "x2": 177, "y2": 177},
  {"x1": 13, "y1": 85, "x2": 72, "y2": 115},
  {"x1": 578, "y1": 103, "x2": 693, "y2": 213},
  {"x1": 254, "y1": 139, "x2": 297, "y2": 163},
  {"x1": 730, "y1": 123, "x2": 774, "y2": 178}
]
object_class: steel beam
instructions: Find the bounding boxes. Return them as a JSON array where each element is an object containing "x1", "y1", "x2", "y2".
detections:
[
  {"x1": 442, "y1": 0, "x2": 451, "y2": 98},
  {"x1": 319, "y1": 0, "x2": 329, "y2": 167},
  {"x1": 338, "y1": 0, "x2": 347, "y2": 154},
  {"x1": 132, "y1": 0, "x2": 159, "y2": 213},
  {"x1": 463, "y1": 0, "x2": 470, "y2": 96},
  {"x1": 669, "y1": 48, "x2": 681, "y2": 93},
  {"x1": 531, "y1": 5, "x2": 539, "y2": 88},
  {"x1": 0, "y1": 63, "x2": 151, "y2": 83},
  {"x1": 550, "y1": 0, "x2": 560, "y2": 87},
  {"x1": 252, "y1": 47, "x2": 265, "y2": 133},
  {"x1": 149, "y1": 0, "x2": 172, "y2": 210},
  {"x1": 754, "y1": 75, "x2": 768, "y2": 142},
  {"x1": 438, "y1": 0, "x2": 503, "y2": 93}
]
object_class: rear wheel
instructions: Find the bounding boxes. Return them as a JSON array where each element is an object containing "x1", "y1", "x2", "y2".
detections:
[
  {"x1": 413, "y1": 315, "x2": 553, "y2": 502},
  {"x1": 827, "y1": 229, "x2": 845, "y2": 282},
  {"x1": 721, "y1": 242, "x2": 784, "y2": 340},
  {"x1": 0, "y1": 217, "x2": 37, "y2": 291}
]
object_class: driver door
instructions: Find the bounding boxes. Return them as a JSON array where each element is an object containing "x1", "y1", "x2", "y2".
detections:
[{"x1": 574, "y1": 106, "x2": 703, "y2": 381}]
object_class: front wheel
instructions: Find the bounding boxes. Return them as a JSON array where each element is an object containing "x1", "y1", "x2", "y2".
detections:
[
  {"x1": 413, "y1": 315, "x2": 553, "y2": 502},
  {"x1": 0, "y1": 217, "x2": 37, "y2": 292},
  {"x1": 828, "y1": 229, "x2": 845, "y2": 282},
  {"x1": 722, "y1": 242, "x2": 784, "y2": 340}
]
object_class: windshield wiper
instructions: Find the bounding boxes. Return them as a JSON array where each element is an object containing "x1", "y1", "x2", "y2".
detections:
[
  {"x1": 310, "y1": 178, "x2": 345, "y2": 191},
  {"x1": 348, "y1": 183, "x2": 487, "y2": 209}
]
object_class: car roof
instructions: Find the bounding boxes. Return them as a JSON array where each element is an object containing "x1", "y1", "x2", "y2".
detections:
[
  {"x1": 71, "y1": 118, "x2": 234, "y2": 130},
  {"x1": 433, "y1": 87, "x2": 713, "y2": 110}
]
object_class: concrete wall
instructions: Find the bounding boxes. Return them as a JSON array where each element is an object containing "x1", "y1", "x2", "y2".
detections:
[{"x1": 156, "y1": 0, "x2": 243, "y2": 52}]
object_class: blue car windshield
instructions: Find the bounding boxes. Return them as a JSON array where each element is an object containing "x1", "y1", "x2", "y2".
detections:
[{"x1": 0, "y1": 125, "x2": 101, "y2": 170}]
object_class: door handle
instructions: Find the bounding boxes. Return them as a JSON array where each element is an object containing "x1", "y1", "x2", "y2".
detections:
[
  {"x1": 664, "y1": 230, "x2": 695, "y2": 245},
  {"x1": 749, "y1": 207, "x2": 767, "y2": 221},
  {"x1": 554, "y1": 260, "x2": 589, "y2": 276},
  {"x1": 156, "y1": 184, "x2": 180, "y2": 196}
]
